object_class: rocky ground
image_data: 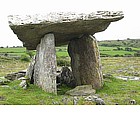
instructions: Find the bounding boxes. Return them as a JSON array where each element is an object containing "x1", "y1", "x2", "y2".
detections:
[{"x1": 1, "y1": 57, "x2": 140, "y2": 105}]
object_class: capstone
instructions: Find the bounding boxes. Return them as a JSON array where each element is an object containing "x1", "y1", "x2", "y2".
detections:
[{"x1": 8, "y1": 11, "x2": 124, "y2": 50}]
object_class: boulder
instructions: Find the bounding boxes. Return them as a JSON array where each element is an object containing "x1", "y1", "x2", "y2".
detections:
[
  {"x1": 58, "y1": 66, "x2": 76, "y2": 87},
  {"x1": 8, "y1": 11, "x2": 124, "y2": 50},
  {"x1": 66, "y1": 85, "x2": 96, "y2": 96}
]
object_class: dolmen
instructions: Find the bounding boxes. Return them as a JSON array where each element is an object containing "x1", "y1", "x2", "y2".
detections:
[{"x1": 8, "y1": 11, "x2": 124, "y2": 94}]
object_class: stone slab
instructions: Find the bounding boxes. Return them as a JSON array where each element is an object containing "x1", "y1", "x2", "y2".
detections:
[
  {"x1": 8, "y1": 11, "x2": 124, "y2": 50},
  {"x1": 66, "y1": 85, "x2": 96, "y2": 96}
]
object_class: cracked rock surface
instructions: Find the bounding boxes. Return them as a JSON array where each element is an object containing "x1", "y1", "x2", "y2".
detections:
[{"x1": 8, "y1": 11, "x2": 124, "y2": 50}]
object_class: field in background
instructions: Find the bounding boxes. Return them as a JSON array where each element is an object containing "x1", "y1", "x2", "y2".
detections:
[
  {"x1": 1, "y1": 38, "x2": 140, "y2": 58},
  {"x1": 1, "y1": 39, "x2": 140, "y2": 78}
]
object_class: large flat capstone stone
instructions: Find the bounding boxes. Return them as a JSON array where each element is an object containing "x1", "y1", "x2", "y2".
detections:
[{"x1": 8, "y1": 11, "x2": 124, "y2": 50}]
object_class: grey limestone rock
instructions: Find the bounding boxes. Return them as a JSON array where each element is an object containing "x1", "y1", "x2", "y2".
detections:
[
  {"x1": 8, "y1": 11, "x2": 124, "y2": 50},
  {"x1": 95, "y1": 98, "x2": 105, "y2": 105},
  {"x1": 130, "y1": 99, "x2": 136, "y2": 105},
  {"x1": 19, "y1": 80, "x2": 28, "y2": 89},
  {"x1": 5, "y1": 70, "x2": 26, "y2": 81},
  {"x1": 73, "y1": 96, "x2": 79, "y2": 105},
  {"x1": 66, "y1": 85, "x2": 96, "y2": 96},
  {"x1": 85, "y1": 95, "x2": 105, "y2": 105},
  {"x1": 59, "y1": 66, "x2": 76, "y2": 87},
  {"x1": 85, "y1": 95, "x2": 98, "y2": 101},
  {"x1": 26, "y1": 55, "x2": 36, "y2": 84},
  {"x1": 33, "y1": 34, "x2": 57, "y2": 94},
  {"x1": 68, "y1": 35, "x2": 103, "y2": 89},
  {"x1": 0, "y1": 77, "x2": 10, "y2": 85}
]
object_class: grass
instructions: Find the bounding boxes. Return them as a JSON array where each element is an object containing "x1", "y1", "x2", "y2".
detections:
[
  {"x1": 0, "y1": 80, "x2": 78, "y2": 105},
  {"x1": 0, "y1": 80, "x2": 56, "y2": 105},
  {"x1": 0, "y1": 57, "x2": 29, "y2": 77},
  {"x1": 1, "y1": 45, "x2": 140, "y2": 58},
  {"x1": 56, "y1": 51, "x2": 69, "y2": 57},
  {"x1": 101, "y1": 57, "x2": 140, "y2": 76},
  {"x1": 97, "y1": 77, "x2": 140, "y2": 105},
  {"x1": 1, "y1": 76, "x2": 140, "y2": 105},
  {"x1": 100, "y1": 50, "x2": 134, "y2": 56},
  {"x1": 0, "y1": 47, "x2": 26, "y2": 53},
  {"x1": 97, "y1": 79, "x2": 140, "y2": 105},
  {"x1": 0, "y1": 47, "x2": 26, "y2": 56}
]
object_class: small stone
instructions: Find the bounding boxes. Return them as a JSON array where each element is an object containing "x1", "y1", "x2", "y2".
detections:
[
  {"x1": 130, "y1": 99, "x2": 136, "y2": 105},
  {"x1": 73, "y1": 96, "x2": 79, "y2": 105},
  {"x1": 85, "y1": 95, "x2": 98, "y2": 101},
  {"x1": 1, "y1": 85, "x2": 10, "y2": 88},
  {"x1": 52, "y1": 101, "x2": 60, "y2": 105},
  {"x1": 5, "y1": 70, "x2": 26, "y2": 81},
  {"x1": 22, "y1": 85, "x2": 27, "y2": 90},
  {"x1": 19, "y1": 80, "x2": 28, "y2": 89},
  {"x1": 95, "y1": 98, "x2": 105, "y2": 105},
  {"x1": 84, "y1": 95, "x2": 105, "y2": 105},
  {"x1": 18, "y1": 77, "x2": 29, "y2": 80},
  {"x1": 62, "y1": 97, "x2": 68, "y2": 105},
  {"x1": 103, "y1": 74, "x2": 113, "y2": 79}
]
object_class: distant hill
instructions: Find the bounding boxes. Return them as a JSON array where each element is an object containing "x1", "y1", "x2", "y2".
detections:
[{"x1": 98, "y1": 38, "x2": 140, "y2": 48}]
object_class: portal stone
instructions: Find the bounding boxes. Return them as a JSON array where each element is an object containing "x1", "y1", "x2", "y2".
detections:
[
  {"x1": 34, "y1": 33, "x2": 57, "y2": 94},
  {"x1": 68, "y1": 35, "x2": 103, "y2": 89}
]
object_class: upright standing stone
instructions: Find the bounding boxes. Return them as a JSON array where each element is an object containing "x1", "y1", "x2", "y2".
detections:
[
  {"x1": 68, "y1": 35, "x2": 103, "y2": 89},
  {"x1": 34, "y1": 33, "x2": 57, "y2": 94}
]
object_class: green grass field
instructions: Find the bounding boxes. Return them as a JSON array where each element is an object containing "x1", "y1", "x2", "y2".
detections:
[
  {"x1": 1, "y1": 75, "x2": 140, "y2": 105},
  {"x1": 100, "y1": 50, "x2": 133, "y2": 56},
  {"x1": 0, "y1": 47, "x2": 26, "y2": 56},
  {"x1": 1, "y1": 44, "x2": 140, "y2": 57}
]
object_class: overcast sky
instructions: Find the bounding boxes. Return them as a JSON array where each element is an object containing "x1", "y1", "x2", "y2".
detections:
[{"x1": 1, "y1": 0, "x2": 140, "y2": 46}]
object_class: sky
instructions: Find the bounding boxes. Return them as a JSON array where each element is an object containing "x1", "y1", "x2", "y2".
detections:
[{"x1": 1, "y1": 0, "x2": 140, "y2": 47}]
